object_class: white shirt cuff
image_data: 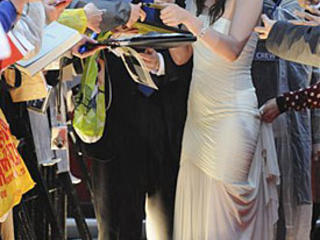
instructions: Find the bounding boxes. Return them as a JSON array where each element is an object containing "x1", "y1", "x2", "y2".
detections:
[{"x1": 151, "y1": 53, "x2": 165, "y2": 76}]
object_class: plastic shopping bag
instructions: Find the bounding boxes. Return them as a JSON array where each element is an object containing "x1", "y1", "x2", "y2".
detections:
[
  {"x1": 0, "y1": 109, "x2": 35, "y2": 218},
  {"x1": 72, "y1": 52, "x2": 106, "y2": 143}
]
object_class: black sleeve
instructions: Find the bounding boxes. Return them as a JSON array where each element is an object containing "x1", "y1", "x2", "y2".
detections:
[
  {"x1": 68, "y1": 0, "x2": 87, "y2": 8},
  {"x1": 276, "y1": 95, "x2": 287, "y2": 113},
  {"x1": 266, "y1": 21, "x2": 320, "y2": 67}
]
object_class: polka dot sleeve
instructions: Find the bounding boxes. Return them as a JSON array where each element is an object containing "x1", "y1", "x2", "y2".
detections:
[{"x1": 276, "y1": 82, "x2": 320, "y2": 113}]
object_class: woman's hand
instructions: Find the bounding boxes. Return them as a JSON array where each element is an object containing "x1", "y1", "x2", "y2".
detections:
[
  {"x1": 126, "y1": 3, "x2": 146, "y2": 28},
  {"x1": 71, "y1": 35, "x2": 106, "y2": 59},
  {"x1": 160, "y1": 3, "x2": 192, "y2": 27},
  {"x1": 84, "y1": 3, "x2": 104, "y2": 33},
  {"x1": 259, "y1": 98, "x2": 281, "y2": 123},
  {"x1": 254, "y1": 14, "x2": 276, "y2": 40},
  {"x1": 139, "y1": 48, "x2": 160, "y2": 72},
  {"x1": 159, "y1": 3, "x2": 194, "y2": 66}
]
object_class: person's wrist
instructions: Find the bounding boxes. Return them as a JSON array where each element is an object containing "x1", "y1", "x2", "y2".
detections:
[
  {"x1": 267, "y1": 21, "x2": 277, "y2": 37},
  {"x1": 182, "y1": 10, "x2": 194, "y2": 26},
  {"x1": 9, "y1": 0, "x2": 27, "y2": 15},
  {"x1": 269, "y1": 21, "x2": 276, "y2": 31},
  {"x1": 276, "y1": 96, "x2": 287, "y2": 113},
  {"x1": 185, "y1": 16, "x2": 203, "y2": 36}
]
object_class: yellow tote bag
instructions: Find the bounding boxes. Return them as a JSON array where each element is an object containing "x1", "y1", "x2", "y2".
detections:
[
  {"x1": 3, "y1": 68, "x2": 48, "y2": 103},
  {"x1": 0, "y1": 109, "x2": 35, "y2": 218}
]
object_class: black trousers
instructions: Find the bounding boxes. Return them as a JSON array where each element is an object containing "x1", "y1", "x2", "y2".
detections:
[
  {"x1": 91, "y1": 147, "x2": 178, "y2": 240},
  {"x1": 89, "y1": 94, "x2": 180, "y2": 240},
  {"x1": 311, "y1": 203, "x2": 320, "y2": 240},
  {"x1": 86, "y1": 53, "x2": 188, "y2": 240}
]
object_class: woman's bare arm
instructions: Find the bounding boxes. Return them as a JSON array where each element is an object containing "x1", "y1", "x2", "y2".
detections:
[
  {"x1": 161, "y1": 0, "x2": 263, "y2": 62},
  {"x1": 168, "y1": 44, "x2": 193, "y2": 66}
]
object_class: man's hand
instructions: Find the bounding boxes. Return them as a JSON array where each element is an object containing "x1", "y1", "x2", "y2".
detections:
[
  {"x1": 298, "y1": 0, "x2": 320, "y2": 8},
  {"x1": 254, "y1": 14, "x2": 276, "y2": 40},
  {"x1": 45, "y1": 0, "x2": 71, "y2": 23},
  {"x1": 84, "y1": 3, "x2": 104, "y2": 33},
  {"x1": 259, "y1": 98, "x2": 281, "y2": 123},
  {"x1": 290, "y1": 8, "x2": 320, "y2": 26},
  {"x1": 139, "y1": 48, "x2": 160, "y2": 73},
  {"x1": 126, "y1": 3, "x2": 146, "y2": 28},
  {"x1": 305, "y1": 2, "x2": 320, "y2": 15},
  {"x1": 71, "y1": 35, "x2": 106, "y2": 59}
]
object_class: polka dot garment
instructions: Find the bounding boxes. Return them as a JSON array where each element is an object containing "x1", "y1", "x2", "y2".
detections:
[{"x1": 276, "y1": 82, "x2": 320, "y2": 113}]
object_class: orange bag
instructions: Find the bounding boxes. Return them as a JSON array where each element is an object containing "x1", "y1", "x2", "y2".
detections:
[{"x1": 0, "y1": 109, "x2": 35, "y2": 218}]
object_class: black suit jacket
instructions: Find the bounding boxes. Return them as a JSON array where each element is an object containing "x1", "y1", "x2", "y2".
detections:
[
  {"x1": 83, "y1": 0, "x2": 192, "y2": 165},
  {"x1": 83, "y1": 51, "x2": 192, "y2": 166},
  {"x1": 266, "y1": 21, "x2": 320, "y2": 67}
]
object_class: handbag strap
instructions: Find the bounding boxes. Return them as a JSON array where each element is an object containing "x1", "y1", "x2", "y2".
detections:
[{"x1": 1, "y1": 66, "x2": 22, "y2": 90}]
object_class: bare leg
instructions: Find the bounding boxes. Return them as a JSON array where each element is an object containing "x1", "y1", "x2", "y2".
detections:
[{"x1": 0, "y1": 211, "x2": 15, "y2": 240}]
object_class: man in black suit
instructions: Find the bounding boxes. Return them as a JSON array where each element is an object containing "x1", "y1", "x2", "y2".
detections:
[{"x1": 79, "y1": 1, "x2": 192, "y2": 239}]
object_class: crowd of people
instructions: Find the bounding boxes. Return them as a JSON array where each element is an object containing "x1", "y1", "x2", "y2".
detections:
[{"x1": 0, "y1": 0, "x2": 319, "y2": 239}]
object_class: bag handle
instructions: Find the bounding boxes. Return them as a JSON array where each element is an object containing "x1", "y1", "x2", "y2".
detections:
[{"x1": 1, "y1": 66, "x2": 22, "y2": 90}]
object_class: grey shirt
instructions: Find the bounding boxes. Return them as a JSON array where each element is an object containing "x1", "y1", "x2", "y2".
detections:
[
  {"x1": 71, "y1": 0, "x2": 131, "y2": 32},
  {"x1": 266, "y1": 21, "x2": 320, "y2": 67}
]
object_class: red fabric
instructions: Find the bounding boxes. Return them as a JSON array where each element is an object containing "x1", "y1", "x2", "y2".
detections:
[{"x1": 0, "y1": 33, "x2": 24, "y2": 71}]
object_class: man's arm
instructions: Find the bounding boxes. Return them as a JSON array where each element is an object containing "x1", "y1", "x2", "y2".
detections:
[
  {"x1": 265, "y1": 21, "x2": 320, "y2": 67},
  {"x1": 71, "y1": 0, "x2": 131, "y2": 32},
  {"x1": 12, "y1": 2, "x2": 46, "y2": 58},
  {"x1": 0, "y1": 0, "x2": 37, "y2": 33}
]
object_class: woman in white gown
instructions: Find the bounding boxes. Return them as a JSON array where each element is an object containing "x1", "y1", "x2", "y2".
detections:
[{"x1": 160, "y1": 0, "x2": 280, "y2": 239}]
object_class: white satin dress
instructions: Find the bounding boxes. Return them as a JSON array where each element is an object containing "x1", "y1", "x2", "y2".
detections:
[{"x1": 173, "y1": 4, "x2": 280, "y2": 240}]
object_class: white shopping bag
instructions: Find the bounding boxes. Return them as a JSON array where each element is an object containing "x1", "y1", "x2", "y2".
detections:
[{"x1": 0, "y1": 24, "x2": 10, "y2": 60}]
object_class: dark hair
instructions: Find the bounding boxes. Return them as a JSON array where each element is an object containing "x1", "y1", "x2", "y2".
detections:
[{"x1": 196, "y1": 0, "x2": 226, "y2": 25}]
